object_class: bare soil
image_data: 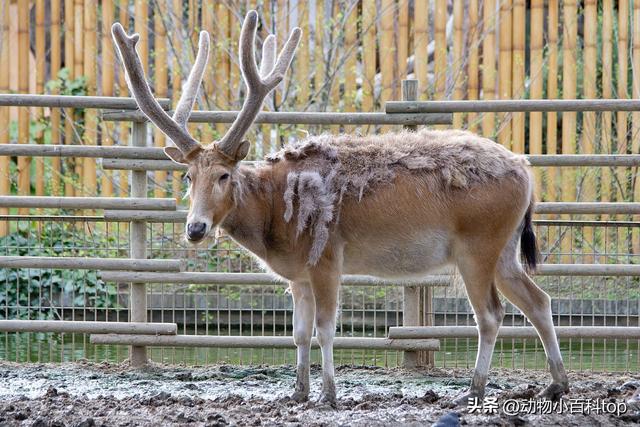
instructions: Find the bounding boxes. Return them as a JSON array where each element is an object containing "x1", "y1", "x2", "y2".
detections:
[{"x1": 0, "y1": 361, "x2": 638, "y2": 426}]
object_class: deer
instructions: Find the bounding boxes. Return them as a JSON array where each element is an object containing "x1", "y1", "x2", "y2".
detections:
[{"x1": 111, "y1": 10, "x2": 569, "y2": 406}]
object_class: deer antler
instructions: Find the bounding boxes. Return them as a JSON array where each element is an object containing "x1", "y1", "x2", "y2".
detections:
[
  {"x1": 111, "y1": 23, "x2": 210, "y2": 156},
  {"x1": 216, "y1": 10, "x2": 301, "y2": 161}
]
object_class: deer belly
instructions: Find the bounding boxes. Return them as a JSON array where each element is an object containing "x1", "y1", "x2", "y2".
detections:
[{"x1": 343, "y1": 231, "x2": 452, "y2": 278}]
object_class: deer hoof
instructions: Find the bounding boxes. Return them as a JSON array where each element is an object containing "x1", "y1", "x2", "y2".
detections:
[
  {"x1": 318, "y1": 391, "x2": 337, "y2": 408},
  {"x1": 536, "y1": 383, "x2": 569, "y2": 401},
  {"x1": 291, "y1": 390, "x2": 309, "y2": 403}
]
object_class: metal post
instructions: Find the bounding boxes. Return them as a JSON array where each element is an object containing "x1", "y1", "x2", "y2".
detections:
[
  {"x1": 130, "y1": 120, "x2": 148, "y2": 366},
  {"x1": 400, "y1": 79, "x2": 424, "y2": 368}
]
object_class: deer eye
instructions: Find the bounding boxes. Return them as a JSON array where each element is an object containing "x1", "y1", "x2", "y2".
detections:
[{"x1": 219, "y1": 173, "x2": 230, "y2": 182}]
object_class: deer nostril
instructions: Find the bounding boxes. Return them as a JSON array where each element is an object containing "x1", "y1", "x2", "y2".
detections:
[{"x1": 187, "y1": 222, "x2": 207, "y2": 240}]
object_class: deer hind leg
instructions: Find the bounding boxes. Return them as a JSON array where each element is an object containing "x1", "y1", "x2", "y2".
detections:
[
  {"x1": 290, "y1": 281, "x2": 315, "y2": 402},
  {"x1": 453, "y1": 247, "x2": 505, "y2": 406},
  {"x1": 495, "y1": 237, "x2": 569, "y2": 400},
  {"x1": 309, "y1": 266, "x2": 340, "y2": 406}
]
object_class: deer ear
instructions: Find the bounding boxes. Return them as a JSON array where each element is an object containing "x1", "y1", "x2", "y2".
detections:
[
  {"x1": 231, "y1": 140, "x2": 251, "y2": 162},
  {"x1": 164, "y1": 146, "x2": 187, "y2": 164}
]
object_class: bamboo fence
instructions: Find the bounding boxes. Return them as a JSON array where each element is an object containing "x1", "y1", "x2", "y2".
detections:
[{"x1": 1, "y1": 0, "x2": 640, "y2": 247}]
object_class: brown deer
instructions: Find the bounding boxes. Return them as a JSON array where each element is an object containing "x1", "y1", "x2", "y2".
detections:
[{"x1": 112, "y1": 10, "x2": 568, "y2": 405}]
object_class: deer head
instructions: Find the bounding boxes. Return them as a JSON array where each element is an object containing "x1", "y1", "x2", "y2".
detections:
[{"x1": 112, "y1": 11, "x2": 301, "y2": 242}]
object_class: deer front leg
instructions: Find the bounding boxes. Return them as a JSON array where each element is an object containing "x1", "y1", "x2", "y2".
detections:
[
  {"x1": 309, "y1": 264, "x2": 340, "y2": 406},
  {"x1": 291, "y1": 281, "x2": 315, "y2": 402}
]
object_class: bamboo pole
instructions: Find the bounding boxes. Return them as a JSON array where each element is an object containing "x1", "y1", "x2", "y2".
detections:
[
  {"x1": 64, "y1": 0, "x2": 75, "y2": 197},
  {"x1": 617, "y1": 1, "x2": 630, "y2": 204},
  {"x1": 380, "y1": 0, "x2": 395, "y2": 133},
  {"x1": 329, "y1": 2, "x2": 340, "y2": 134},
  {"x1": 0, "y1": 320, "x2": 178, "y2": 335},
  {"x1": 632, "y1": 1, "x2": 640, "y2": 255},
  {"x1": 154, "y1": 2, "x2": 168, "y2": 198},
  {"x1": 17, "y1": 1, "x2": 30, "y2": 213},
  {"x1": 201, "y1": 1, "x2": 214, "y2": 147},
  {"x1": 413, "y1": 0, "x2": 428, "y2": 101},
  {"x1": 529, "y1": 0, "x2": 543, "y2": 199},
  {"x1": 511, "y1": 0, "x2": 525, "y2": 153},
  {"x1": 35, "y1": 0, "x2": 46, "y2": 197},
  {"x1": 73, "y1": 0, "x2": 84, "y2": 191},
  {"x1": 481, "y1": 0, "x2": 496, "y2": 137},
  {"x1": 0, "y1": 0, "x2": 8, "y2": 235},
  {"x1": 467, "y1": 0, "x2": 479, "y2": 132},
  {"x1": 83, "y1": 0, "x2": 97, "y2": 196},
  {"x1": 601, "y1": 0, "x2": 613, "y2": 211},
  {"x1": 134, "y1": 0, "x2": 148, "y2": 73},
  {"x1": 451, "y1": 0, "x2": 463, "y2": 128},
  {"x1": 546, "y1": 0, "x2": 560, "y2": 260},
  {"x1": 118, "y1": 1, "x2": 130, "y2": 197},
  {"x1": 172, "y1": 0, "x2": 185, "y2": 200},
  {"x1": 497, "y1": 0, "x2": 512, "y2": 149},
  {"x1": 261, "y1": 1, "x2": 272, "y2": 155},
  {"x1": 433, "y1": 0, "x2": 446, "y2": 103},
  {"x1": 50, "y1": 0, "x2": 62, "y2": 196},
  {"x1": 101, "y1": 0, "x2": 115, "y2": 197},
  {"x1": 398, "y1": 0, "x2": 409, "y2": 81},
  {"x1": 343, "y1": 2, "x2": 357, "y2": 133},
  {"x1": 362, "y1": 0, "x2": 376, "y2": 116},
  {"x1": 562, "y1": 0, "x2": 578, "y2": 263},
  {"x1": 582, "y1": 0, "x2": 597, "y2": 263}
]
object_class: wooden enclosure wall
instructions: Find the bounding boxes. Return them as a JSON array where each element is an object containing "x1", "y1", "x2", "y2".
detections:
[{"x1": 0, "y1": 1, "x2": 639, "y2": 217}]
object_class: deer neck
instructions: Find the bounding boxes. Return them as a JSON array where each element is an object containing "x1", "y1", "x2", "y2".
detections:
[{"x1": 219, "y1": 165, "x2": 272, "y2": 259}]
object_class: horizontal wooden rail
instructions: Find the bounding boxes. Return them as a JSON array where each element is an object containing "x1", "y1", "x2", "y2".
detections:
[
  {"x1": 526, "y1": 154, "x2": 640, "y2": 167},
  {"x1": 102, "y1": 155, "x2": 640, "y2": 172},
  {"x1": 0, "y1": 320, "x2": 177, "y2": 335},
  {"x1": 100, "y1": 271, "x2": 452, "y2": 287},
  {"x1": 103, "y1": 210, "x2": 189, "y2": 222},
  {"x1": 3, "y1": 144, "x2": 640, "y2": 168},
  {"x1": 388, "y1": 326, "x2": 640, "y2": 340},
  {"x1": 103, "y1": 110, "x2": 453, "y2": 125},
  {"x1": 0, "y1": 94, "x2": 170, "y2": 109},
  {"x1": 0, "y1": 256, "x2": 186, "y2": 272},
  {"x1": 101, "y1": 159, "x2": 186, "y2": 171},
  {"x1": 0, "y1": 196, "x2": 176, "y2": 211},
  {"x1": 0, "y1": 144, "x2": 169, "y2": 160},
  {"x1": 386, "y1": 99, "x2": 640, "y2": 113},
  {"x1": 100, "y1": 203, "x2": 640, "y2": 223},
  {"x1": 536, "y1": 202, "x2": 640, "y2": 215},
  {"x1": 536, "y1": 263, "x2": 640, "y2": 276},
  {"x1": 0, "y1": 256, "x2": 185, "y2": 272},
  {"x1": 90, "y1": 334, "x2": 441, "y2": 351}
]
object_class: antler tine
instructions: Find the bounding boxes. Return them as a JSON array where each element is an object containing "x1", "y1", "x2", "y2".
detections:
[
  {"x1": 259, "y1": 35, "x2": 277, "y2": 78},
  {"x1": 173, "y1": 31, "x2": 210, "y2": 130},
  {"x1": 217, "y1": 10, "x2": 301, "y2": 160},
  {"x1": 111, "y1": 23, "x2": 199, "y2": 155}
]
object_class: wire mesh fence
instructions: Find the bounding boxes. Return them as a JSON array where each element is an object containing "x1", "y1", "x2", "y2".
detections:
[{"x1": 1, "y1": 215, "x2": 638, "y2": 372}]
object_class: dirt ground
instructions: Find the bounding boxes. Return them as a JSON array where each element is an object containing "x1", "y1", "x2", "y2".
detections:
[{"x1": 0, "y1": 361, "x2": 638, "y2": 426}]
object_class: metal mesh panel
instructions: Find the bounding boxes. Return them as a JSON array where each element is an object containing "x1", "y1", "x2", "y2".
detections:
[{"x1": 1, "y1": 216, "x2": 638, "y2": 371}]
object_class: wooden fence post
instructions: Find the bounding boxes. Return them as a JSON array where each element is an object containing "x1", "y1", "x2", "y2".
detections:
[
  {"x1": 129, "y1": 120, "x2": 148, "y2": 366},
  {"x1": 400, "y1": 79, "x2": 433, "y2": 368}
]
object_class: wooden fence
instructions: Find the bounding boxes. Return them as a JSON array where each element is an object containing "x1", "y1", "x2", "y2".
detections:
[{"x1": 1, "y1": 1, "x2": 640, "y2": 197}]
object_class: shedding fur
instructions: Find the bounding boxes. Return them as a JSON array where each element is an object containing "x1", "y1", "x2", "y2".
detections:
[{"x1": 269, "y1": 128, "x2": 530, "y2": 264}]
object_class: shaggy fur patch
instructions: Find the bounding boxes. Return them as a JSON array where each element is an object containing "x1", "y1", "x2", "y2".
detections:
[{"x1": 267, "y1": 129, "x2": 529, "y2": 264}]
